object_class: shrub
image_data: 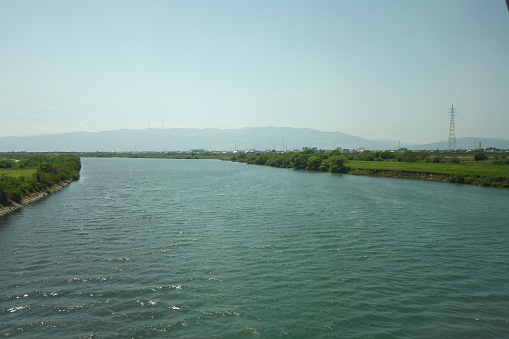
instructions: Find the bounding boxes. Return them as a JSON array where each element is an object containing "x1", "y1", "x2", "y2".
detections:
[
  {"x1": 492, "y1": 159, "x2": 509, "y2": 165},
  {"x1": 359, "y1": 153, "x2": 375, "y2": 161},
  {"x1": 478, "y1": 178, "x2": 492, "y2": 186},
  {"x1": 474, "y1": 152, "x2": 488, "y2": 161},
  {"x1": 464, "y1": 177, "x2": 476, "y2": 184},
  {"x1": 403, "y1": 152, "x2": 417, "y2": 162},
  {"x1": 0, "y1": 160, "x2": 14, "y2": 168},
  {"x1": 449, "y1": 174, "x2": 465, "y2": 184}
]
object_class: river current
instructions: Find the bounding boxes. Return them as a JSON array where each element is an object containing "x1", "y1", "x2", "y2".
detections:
[{"x1": 1, "y1": 158, "x2": 508, "y2": 337}]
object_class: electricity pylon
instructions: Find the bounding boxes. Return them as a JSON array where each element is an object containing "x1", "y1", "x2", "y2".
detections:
[{"x1": 448, "y1": 105, "x2": 457, "y2": 151}]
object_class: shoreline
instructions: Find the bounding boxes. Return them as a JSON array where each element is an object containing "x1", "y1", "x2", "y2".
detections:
[
  {"x1": 0, "y1": 180, "x2": 74, "y2": 217},
  {"x1": 346, "y1": 168, "x2": 508, "y2": 188},
  {"x1": 347, "y1": 168, "x2": 451, "y2": 183}
]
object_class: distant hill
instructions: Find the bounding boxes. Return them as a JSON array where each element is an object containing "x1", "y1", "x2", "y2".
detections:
[
  {"x1": 407, "y1": 137, "x2": 509, "y2": 151},
  {"x1": 1, "y1": 128, "x2": 507, "y2": 152},
  {"x1": 0, "y1": 127, "x2": 395, "y2": 152}
]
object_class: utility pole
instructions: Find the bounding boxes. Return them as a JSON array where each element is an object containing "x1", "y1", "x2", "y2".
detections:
[{"x1": 448, "y1": 105, "x2": 457, "y2": 151}]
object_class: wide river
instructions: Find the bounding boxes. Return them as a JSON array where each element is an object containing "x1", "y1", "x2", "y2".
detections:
[{"x1": 1, "y1": 158, "x2": 508, "y2": 338}]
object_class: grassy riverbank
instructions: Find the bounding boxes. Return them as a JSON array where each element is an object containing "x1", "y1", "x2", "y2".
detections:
[
  {"x1": 230, "y1": 150, "x2": 509, "y2": 188},
  {"x1": 348, "y1": 161, "x2": 509, "y2": 178},
  {"x1": 0, "y1": 154, "x2": 81, "y2": 208},
  {"x1": 0, "y1": 168, "x2": 37, "y2": 178}
]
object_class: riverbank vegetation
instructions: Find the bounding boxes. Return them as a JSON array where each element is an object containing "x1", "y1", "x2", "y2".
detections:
[
  {"x1": 230, "y1": 150, "x2": 509, "y2": 188},
  {"x1": 0, "y1": 154, "x2": 81, "y2": 207},
  {"x1": 231, "y1": 149, "x2": 350, "y2": 173},
  {"x1": 7, "y1": 149, "x2": 505, "y2": 190}
]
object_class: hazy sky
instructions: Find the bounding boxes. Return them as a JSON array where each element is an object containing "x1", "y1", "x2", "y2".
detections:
[{"x1": 1, "y1": 0, "x2": 508, "y2": 144}]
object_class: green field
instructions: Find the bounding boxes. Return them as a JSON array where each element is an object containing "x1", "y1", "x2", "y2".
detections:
[
  {"x1": 348, "y1": 161, "x2": 509, "y2": 178},
  {"x1": 0, "y1": 168, "x2": 37, "y2": 177}
]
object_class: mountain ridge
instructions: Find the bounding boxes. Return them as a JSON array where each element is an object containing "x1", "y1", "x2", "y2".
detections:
[{"x1": 0, "y1": 127, "x2": 507, "y2": 152}]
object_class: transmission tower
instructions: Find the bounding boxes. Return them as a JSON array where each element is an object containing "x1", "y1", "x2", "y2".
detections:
[{"x1": 448, "y1": 105, "x2": 457, "y2": 151}]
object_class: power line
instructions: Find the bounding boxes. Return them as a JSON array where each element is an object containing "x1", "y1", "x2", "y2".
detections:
[{"x1": 0, "y1": 89, "x2": 241, "y2": 130}]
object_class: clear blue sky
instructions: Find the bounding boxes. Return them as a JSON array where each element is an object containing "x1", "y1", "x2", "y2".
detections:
[{"x1": 1, "y1": 0, "x2": 508, "y2": 144}]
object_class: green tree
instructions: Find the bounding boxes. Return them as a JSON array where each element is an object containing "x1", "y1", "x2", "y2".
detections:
[
  {"x1": 306, "y1": 156, "x2": 322, "y2": 171},
  {"x1": 379, "y1": 150, "x2": 394, "y2": 160},
  {"x1": 319, "y1": 159, "x2": 330, "y2": 172},
  {"x1": 474, "y1": 152, "x2": 488, "y2": 161},
  {"x1": 0, "y1": 160, "x2": 14, "y2": 168},
  {"x1": 401, "y1": 151, "x2": 417, "y2": 162},
  {"x1": 360, "y1": 153, "x2": 375, "y2": 161},
  {"x1": 254, "y1": 153, "x2": 269, "y2": 165},
  {"x1": 292, "y1": 154, "x2": 311, "y2": 170},
  {"x1": 328, "y1": 155, "x2": 348, "y2": 173},
  {"x1": 266, "y1": 154, "x2": 285, "y2": 168}
]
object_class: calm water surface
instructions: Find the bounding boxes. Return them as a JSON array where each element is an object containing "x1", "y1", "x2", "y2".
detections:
[{"x1": 1, "y1": 158, "x2": 508, "y2": 338}]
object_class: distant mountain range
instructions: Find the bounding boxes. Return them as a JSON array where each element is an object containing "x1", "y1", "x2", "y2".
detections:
[
  {"x1": 405, "y1": 137, "x2": 509, "y2": 151},
  {"x1": 0, "y1": 127, "x2": 507, "y2": 152}
]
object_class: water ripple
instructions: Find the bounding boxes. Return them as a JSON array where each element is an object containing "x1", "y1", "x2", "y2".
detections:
[{"x1": 0, "y1": 158, "x2": 508, "y2": 337}]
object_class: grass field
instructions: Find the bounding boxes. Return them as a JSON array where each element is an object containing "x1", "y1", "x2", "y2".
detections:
[
  {"x1": 0, "y1": 168, "x2": 37, "y2": 177},
  {"x1": 348, "y1": 161, "x2": 509, "y2": 178}
]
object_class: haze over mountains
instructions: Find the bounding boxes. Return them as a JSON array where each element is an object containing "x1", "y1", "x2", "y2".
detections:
[{"x1": 0, "y1": 127, "x2": 508, "y2": 152}]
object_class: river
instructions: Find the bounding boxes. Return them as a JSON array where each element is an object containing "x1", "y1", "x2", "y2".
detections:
[{"x1": 1, "y1": 158, "x2": 508, "y2": 337}]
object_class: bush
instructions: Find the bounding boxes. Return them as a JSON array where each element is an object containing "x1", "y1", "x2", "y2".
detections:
[
  {"x1": 402, "y1": 151, "x2": 417, "y2": 162},
  {"x1": 359, "y1": 153, "x2": 375, "y2": 161},
  {"x1": 448, "y1": 157, "x2": 461, "y2": 164},
  {"x1": 449, "y1": 174, "x2": 465, "y2": 184},
  {"x1": 464, "y1": 177, "x2": 476, "y2": 184},
  {"x1": 474, "y1": 152, "x2": 488, "y2": 161},
  {"x1": 492, "y1": 159, "x2": 509, "y2": 165},
  {"x1": 0, "y1": 160, "x2": 14, "y2": 168},
  {"x1": 478, "y1": 178, "x2": 492, "y2": 186}
]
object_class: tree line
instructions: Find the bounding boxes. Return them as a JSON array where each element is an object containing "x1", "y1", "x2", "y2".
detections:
[
  {"x1": 229, "y1": 149, "x2": 461, "y2": 172},
  {"x1": 231, "y1": 149, "x2": 350, "y2": 173},
  {"x1": 0, "y1": 154, "x2": 81, "y2": 206}
]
